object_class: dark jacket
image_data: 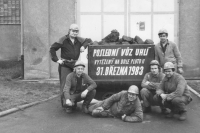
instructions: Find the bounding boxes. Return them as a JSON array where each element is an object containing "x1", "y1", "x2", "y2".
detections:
[
  {"x1": 49, "y1": 35, "x2": 88, "y2": 62},
  {"x1": 102, "y1": 91, "x2": 143, "y2": 122},
  {"x1": 63, "y1": 72, "x2": 97, "y2": 99},
  {"x1": 156, "y1": 72, "x2": 191, "y2": 101}
]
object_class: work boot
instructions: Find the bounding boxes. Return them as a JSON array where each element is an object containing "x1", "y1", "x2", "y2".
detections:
[
  {"x1": 72, "y1": 103, "x2": 77, "y2": 111},
  {"x1": 143, "y1": 106, "x2": 151, "y2": 113},
  {"x1": 65, "y1": 108, "x2": 72, "y2": 113},
  {"x1": 82, "y1": 104, "x2": 89, "y2": 114},
  {"x1": 161, "y1": 108, "x2": 170, "y2": 115},
  {"x1": 165, "y1": 111, "x2": 174, "y2": 118},
  {"x1": 179, "y1": 111, "x2": 187, "y2": 121}
]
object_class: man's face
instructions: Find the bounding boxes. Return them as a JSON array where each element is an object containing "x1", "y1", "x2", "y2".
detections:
[
  {"x1": 128, "y1": 92, "x2": 137, "y2": 102},
  {"x1": 150, "y1": 65, "x2": 159, "y2": 75},
  {"x1": 159, "y1": 33, "x2": 168, "y2": 43},
  {"x1": 69, "y1": 29, "x2": 79, "y2": 38},
  {"x1": 164, "y1": 69, "x2": 174, "y2": 78},
  {"x1": 75, "y1": 66, "x2": 84, "y2": 76}
]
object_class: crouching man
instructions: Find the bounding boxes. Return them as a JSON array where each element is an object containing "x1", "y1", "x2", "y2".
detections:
[
  {"x1": 140, "y1": 60, "x2": 169, "y2": 114},
  {"x1": 156, "y1": 62, "x2": 192, "y2": 121},
  {"x1": 88, "y1": 85, "x2": 143, "y2": 123},
  {"x1": 63, "y1": 61, "x2": 97, "y2": 113}
]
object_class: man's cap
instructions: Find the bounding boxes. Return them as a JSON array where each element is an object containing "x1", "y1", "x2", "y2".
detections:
[
  {"x1": 164, "y1": 62, "x2": 175, "y2": 70},
  {"x1": 128, "y1": 85, "x2": 139, "y2": 94},
  {"x1": 70, "y1": 24, "x2": 79, "y2": 31},
  {"x1": 74, "y1": 60, "x2": 85, "y2": 68}
]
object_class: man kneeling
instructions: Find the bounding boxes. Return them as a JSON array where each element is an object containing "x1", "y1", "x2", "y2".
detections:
[
  {"x1": 88, "y1": 85, "x2": 143, "y2": 123},
  {"x1": 63, "y1": 61, "x2": 97, "y2": 113}
]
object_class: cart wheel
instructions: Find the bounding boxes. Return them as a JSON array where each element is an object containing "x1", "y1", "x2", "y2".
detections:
[{"x1": 102, "y1": 92, "x2": 115, "y2": 100}]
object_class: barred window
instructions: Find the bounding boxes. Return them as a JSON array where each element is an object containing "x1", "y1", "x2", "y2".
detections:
[{"x1": 0, "y1": 0, "x2": 20, "y2": 24}]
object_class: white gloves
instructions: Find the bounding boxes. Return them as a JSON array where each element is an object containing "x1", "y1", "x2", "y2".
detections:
[
  {"x1": 160, "y1": 94, "x2": 167, "y2": 104},
  {"x1": 80, "y1": 46, "x2": 85, "y2": 53},
  {"x1": 66, "y1": 99, "x2": 72, "y2": 106},
  {"x1": 57, "y1": 59, "x2": 64, "y2": 64},
  {"x1": 178, "y1": 67, "x2": 184, "y2": 74},
  {"x1": 81, "y1": 89, "x2": 88, "y2": 98},
  {"x1": 122, "y1": 114, "x2": 126, "y2": 121}
]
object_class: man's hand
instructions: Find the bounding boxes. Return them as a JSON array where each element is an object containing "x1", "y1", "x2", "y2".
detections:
[
  {"x1": 81, "y1": 89, "x2": 88, "y2": 98},
  {"x1": 122, "y1": 114, "x2": 126, "y2": 121},
  {"x1": 160, "y1": 94, "x2": 167, "y2": 100},
  {"x1": 95, "y1": 106, "x2": 104, "y2": 112},
  {"x1": 177, "y1": 67, "x2": 184, "y2": 74},
  {"x1": 80, "y1": 46, "x2": 85, "y2": 53},
  {"x1": 57, "y1": 59, "x2": 64, "y2": 65},
  {"x1": 66, "y1": 99, "x2": 72, "y2": 106}
]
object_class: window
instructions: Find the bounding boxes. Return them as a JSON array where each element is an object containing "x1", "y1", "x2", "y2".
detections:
[
  {"x1": 0, "y1": 0, "x2": 20, "y2": 24},
  {"x1": 77, "y1": 0, "x2": 178, "y2": 44}
]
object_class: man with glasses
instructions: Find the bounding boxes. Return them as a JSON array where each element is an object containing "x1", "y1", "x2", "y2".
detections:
[
  {"x1": 49, "y1": 24, "x2": 92, "y2": 108},
  {"x1": 63, "y1": 61, "x2": 97, "y2": 113},
  {"x1": 154, "y1": 28, "x2": 184, "y2": 74},
  {"x1": 88, "y1": 85, "x2": 143, "y2": 123}
]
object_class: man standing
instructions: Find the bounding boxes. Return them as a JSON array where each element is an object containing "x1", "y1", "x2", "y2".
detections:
[
  {"x1": 156, "y1": 62, "x2": 192, "y2": 121},
  {"x1": 154, "y1": 28, "x2": 184, "y2": 74},
  {"x1": 63, "y1": 61, "x2": 97, "y2": 113},
  {"x1": 49, "y1": 24, "x2": 92, "y2": 107},
  {"x1": 88, "y1": 85, "x2": 143, "y2": 123},
  {"x1": 140, "y1": 60, "x2": 168, "y2": 114}
]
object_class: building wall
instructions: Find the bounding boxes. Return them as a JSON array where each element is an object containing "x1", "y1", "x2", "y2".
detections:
[
  {"x1": 0, "y1": 25, "x2": 21, "y2": 60},
  {"x1": 179, "y1": 0, "x2": 200, "y2": 79},
  {"x1": 23, "y1": 0, "x2": 75, "y2": 79},
  {"x1": 22, "y1": 0, "x2": 200, "y2": 79}
]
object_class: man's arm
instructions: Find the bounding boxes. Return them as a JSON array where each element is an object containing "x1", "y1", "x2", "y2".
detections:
[
  {"x1": 166, "y1": 76, "x2": 186, "y2": 101},
  {"x1": 173, "y1": 43, "x2": 183, "y2": 68},
  {"x1": 84, "y1": 74, "x2": 97, "y2": 91},
  {"x1": 123, "y1": 98, "x2": 143, "y2": 122},
  {"x1": 102, "y1": 91, "x2": 124, "y2": 110},
  {"x1": 49, "y1": 36, "x2": 67, "y2": 62},
  {"x1": 141, "y1": 73, "x2": 155, "y2": 90}
]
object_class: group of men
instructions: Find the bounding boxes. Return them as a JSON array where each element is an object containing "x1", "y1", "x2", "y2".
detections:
[{"x1": 49, "y1": 23, "x2": 192, "y2": 122}]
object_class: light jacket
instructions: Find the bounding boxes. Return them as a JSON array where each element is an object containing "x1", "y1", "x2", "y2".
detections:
[
  {"x1": 154, "y1": 40, "x2": 183, "y2": 68},
  {"x1": 141, "y1": 72, "x2": 165, "y2": 90},
  {"x1": 102, "y1": 91, "x2": 143, "y2": 122},
  {"x1": 63, "y1": 72, "x2": 97, "y2": 99}
]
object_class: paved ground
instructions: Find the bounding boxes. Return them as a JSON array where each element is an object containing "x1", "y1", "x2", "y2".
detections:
[{"x1": 0, "y1": 93, "x2": 200, "y2": 133}]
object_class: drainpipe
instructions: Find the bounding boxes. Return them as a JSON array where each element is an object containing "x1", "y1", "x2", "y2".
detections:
[{"x1": 20, "y1": 0, "x2": 24, "y2": 79}]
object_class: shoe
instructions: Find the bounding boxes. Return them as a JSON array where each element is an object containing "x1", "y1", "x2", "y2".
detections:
[
  {"x1": 72, "y1": 103, "x2": 77, "y2": 111},
  {"x1": 143, "y1": 106, "x2": 151, "y2": 113},
  {"x1": 179, "y1": 111, "x2": 187, "y2": 121},
  {"x1": 165, "y1": 111, "x2": 174, "y2": 118},
  {"x1": 65, "y1": 108, "x2": 72, "y2": 113},
  {"x1": 82, "y1": 104, "x2": 89, "y2": 114},
  {"x1": 161, "y1": 108, "x2": 170, "y2": 115}
]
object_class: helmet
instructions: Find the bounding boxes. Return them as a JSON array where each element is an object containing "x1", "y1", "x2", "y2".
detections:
[
  {"x1": 164, "y1": 62, "x2": 174, "y2": 70},
  {"x1": 158, "y1": 28, "x2": 168, "y2": 35},
  {"x1": 74, "y1": 61, "x2": 85, "y2": 68},
  {"x1": 150, "y1": 60, "x2": 160, "y2": 66},
  {"x1": 70, "y1": 23, "x2": 79, "y2": 31},
  {"x1": 128, "y1": 85, "x2": 139, "y2": 94}
]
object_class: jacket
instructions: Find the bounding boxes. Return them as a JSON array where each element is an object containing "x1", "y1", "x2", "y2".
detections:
[
  {"x1": 154, "y1": 40, "x2": 183, "y2": 68},
  {"x1": 141, "y1": 72, "x2": 165, "y2": 90},
  {"x1": 49, "y1": 35, "x2": 88, "y2": 62},
  {"x1": 156, "y1": 72, "x2": 191, "y2": 101},
  {"x1": 102, "y1": 91, "x2": 143, "y2": 122},
  {"x1": 63, "y1": 72, "x2": 97, "y2": 99}
]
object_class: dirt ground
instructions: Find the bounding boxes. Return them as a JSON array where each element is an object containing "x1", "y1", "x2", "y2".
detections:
[{"x1": 0, "y1": 61, "x2": 59, "y2": 112}]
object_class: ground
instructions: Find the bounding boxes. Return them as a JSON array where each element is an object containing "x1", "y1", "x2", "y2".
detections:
[{"x1": 0, "y1": 60, "x2": 59, "y2": 112}]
